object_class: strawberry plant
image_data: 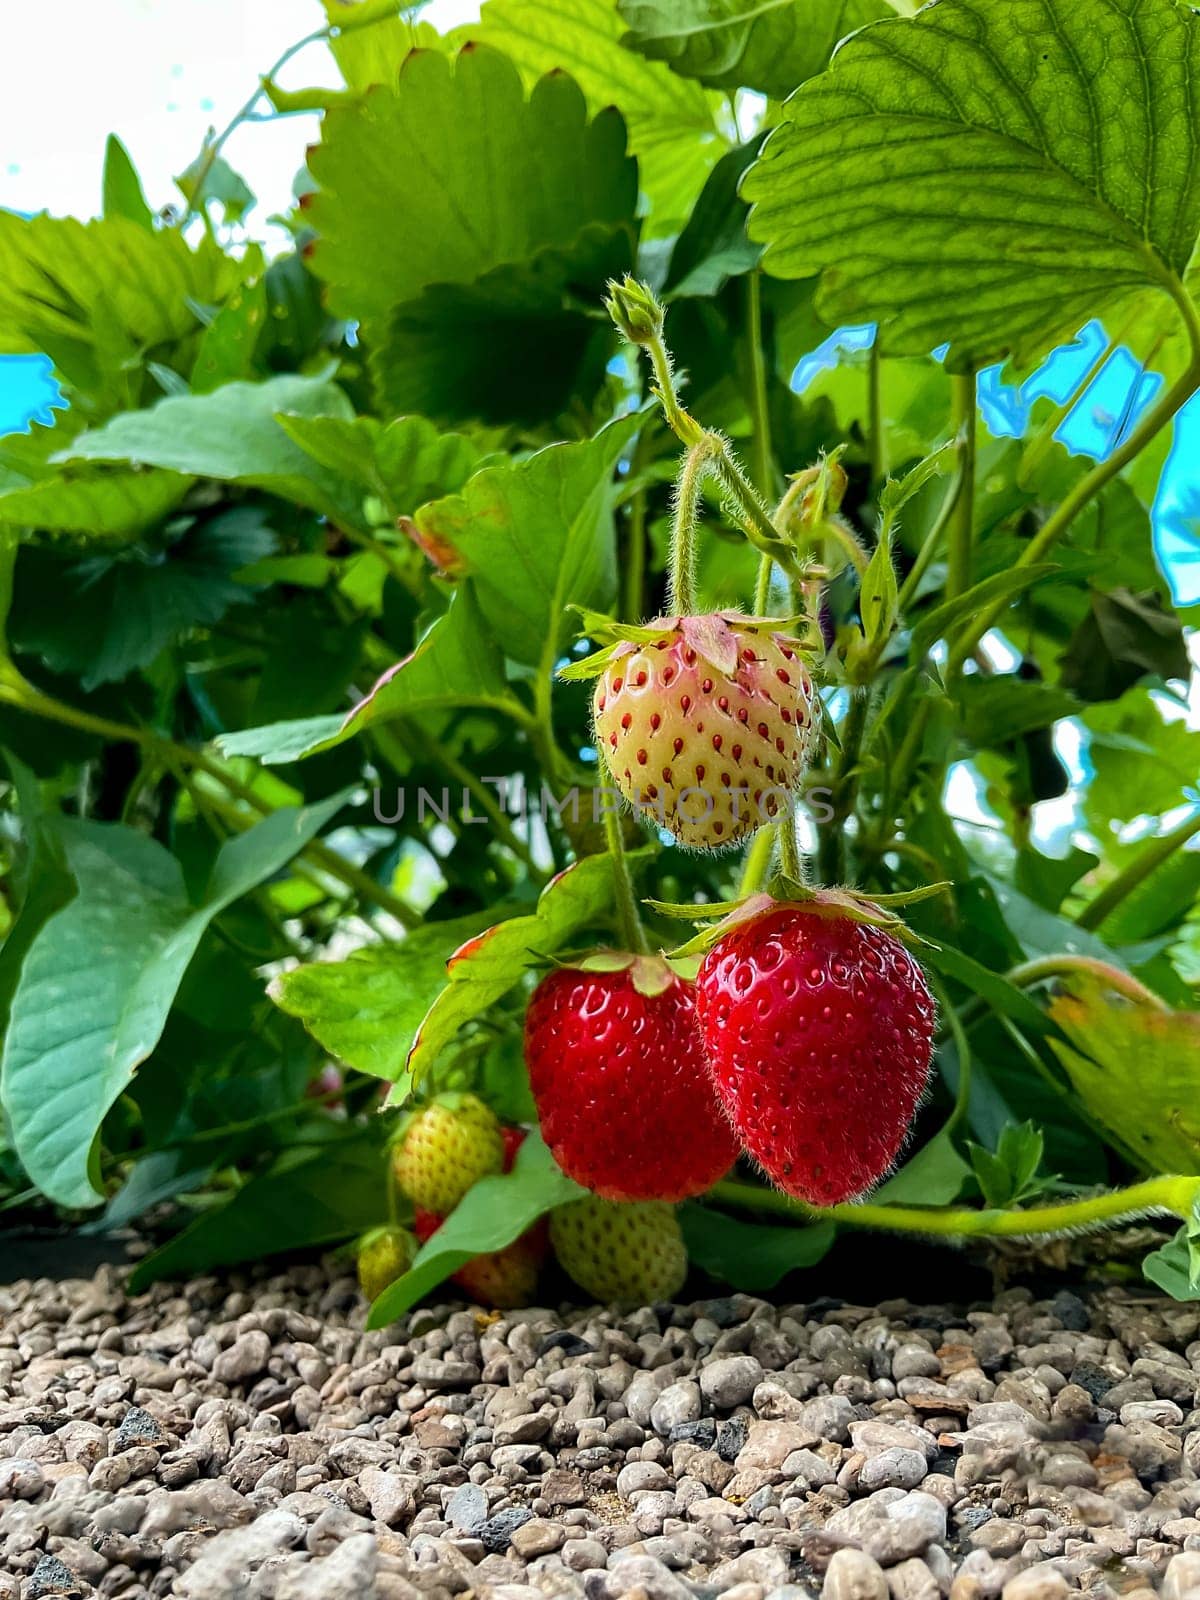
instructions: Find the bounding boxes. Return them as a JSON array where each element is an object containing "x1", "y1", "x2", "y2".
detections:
[{"x1": 0, "y1": 0, "x2": 1199, "y2": 1316}]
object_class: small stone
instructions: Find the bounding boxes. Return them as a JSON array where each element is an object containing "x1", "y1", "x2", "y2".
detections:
[
  {"x1": 480, "y1": 1506, "x2": 536, "y2": 1552},
  {"x1": 1164, "y1": 1552, "x2": 1200, "y2": 1600},
  {"x1": 212, "y1": 1330, "x2": 271, "y2": 1384},
  {"x1": 0, "y1": 1457, "x2": 45, "y2": 1499},
  {"x1": 701, "y1": 1355, "x2": 765, "y2": 1409},
  {"x1": 359, "y1": 1466, "x2": 415, "y2": 1525},
  {"x1": 783, "y1": 1448, "x2": 837, "y2": 1488},
  {"x1": 562, "y1": 1537, "x2": 608, "y2": 1571},
  {"x1": 113, "y1": 1405, "x2": 167, "y2": 1452},
  {"x1": 859, "y1": 1449, "x2": 928, "y2": 1492},
  {"x1": 1068, "y1": 1361, "x2": 1114, "y2": 1402},
  {"x1": 824, "y1": 1547, "x2": 890, "y2": 1600},
  {"x1": 823, "y1": 1490, "x2": 947, "y2": 1566},
  {"x1": 652, "y1": 1379, "x2": 703, "y2": 1435},
  {"x1": 1000, "y1": 1563, "x2": 1069, "y2": 1600},
  {"x1": 886, "y1": 1559, "x2": 938, "y2": 1600},
  {"x1": 617, "y1": 1460, "x2": 671, "y2": 1497},
  {"x1": 447, "y1": 1481, "x2": 489, "y2": 1534},
  {"x1": 739, "y1": 1420, "x2": 822, "y2": 1471},
  {"x1": 25, "y1": 1556, "x2": 84, "y2": 1599},
  {"x1": 510, "y1": 1518, "x2": 566, "y2": 1557},
  {"x1": 670, "y1": 1418, "x2": 718, "y2": 1449}
]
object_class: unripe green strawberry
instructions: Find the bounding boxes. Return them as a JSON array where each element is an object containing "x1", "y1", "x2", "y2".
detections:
[
  {"x1": 392, "y1": 1093, "x2": 504, "y2": 1213},
  {"x1": 356, "y1": 1225, "x2": 416, "y2": 1302},
  {"x1": 593, "y1": 613, "x2": 818, "y2": 850},
  {"x1": 550, "y1": 1197, "x2": 688, "y2": 1304}
]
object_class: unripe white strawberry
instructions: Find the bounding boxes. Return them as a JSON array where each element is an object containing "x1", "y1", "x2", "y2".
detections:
[{"x1": 592, "y1": 613, "x2": 818, "y2": 850}]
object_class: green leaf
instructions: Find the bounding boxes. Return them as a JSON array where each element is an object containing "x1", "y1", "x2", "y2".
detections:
[
  {"x1": 0, "y1": 792, "x2": 347, "y2": 1208},
  {"x1": 860, "y1": 530, "x2": 898, "y2": 646},
  {"x1": 1083, "y1": 691, "x2": 1200, "y2": 835},
  {"x1": 270, "y1": 910, "x2": 495, "y2": 1081},
  {"x1": 879, "y1": 439, "x2": 957, "y2": 523},
  {"x1": 968, "y1": 1121, "x2": 1046, "y2": 1207},
  {"x1": 102, "y1": 135, "x2": 153, "y2": 230},
  {"x1": 56, "y1": 374, "x2": 363, "y2": 525},
  {"x1": 320, "y1": 0, "x2": 442, "y2": 92},
  {"x1": 367, "y1": 1133, "x2": 584, "y2": 1325},
  {"x1": 469, "y1": 0, "x2": 727, "y2": 232},
  {"x1": 370, "y1": 228, "x2": 634, "y2": 426},
  {"x1": 412, "y1": 414, "x2": 639, "y2": 670},
  {"x1": 217, "y1": 583, "x2": 518, "y2": 765},
  {"x1": 176, "y1": 149, "x2": 256, "y2": 224},
  {"x1": 664, "y1": 141, "x2": 761, "y2": 299},
  {"x1": 680, "y1": 1205, "x2": 835, "y2": 1291},
  {"x1": 619, "y1": 0, "x2": 892, "y2": 99},
  {"x1": 953, "y1": 677, "x2": 1081, "y2": 749},
  {"x1": 1049, "y1": 978, "x2": 1200, "y2": 1174},
  {"x1": 308, "y1": 45, "x2": 636, "y2": 326},
  {"x1": 874, "y1": 1126, "x2": 971, "y2": 1205},
  {"x1": 0, "y1": 211, "x2": 241, "y2": 395},
  {"x1": 278, "y1": 413, "x2": 484, "y2": 519},
  {"x1": 191, "y1": 269, "x2": 268, "y2": 394},
  {"x1": 10, "y1": 508, "x2": 275, "y2": 689},
  {"x1": 743, "y1": 0, "x2": 1200, "y2": 370},
  {"x1": 1060, "y1": 588, "x2": 1190, "y2": 703},
  {"x1": 1143, "y1": 1218, "x2": 1200, "y2": 1302},
  {"x1": 127, "y1": 1126, "x2": 388, "y2": 1290},
  {"x1": 403, "y1": 852, "x2": 642, "y2": 1091}
]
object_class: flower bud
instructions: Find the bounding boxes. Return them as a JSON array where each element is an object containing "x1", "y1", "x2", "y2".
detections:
[{"x1": 604, "y1": 275, "x2": 664, "y2": 345}]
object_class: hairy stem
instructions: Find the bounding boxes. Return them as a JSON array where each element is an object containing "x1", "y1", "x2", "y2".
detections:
[
  {"x1": 671, "y1": 439, "x2": 717, "y2": 614},
  {"x1": 710, "y1": 1174, "x2": 1200, "y2": 1239}
]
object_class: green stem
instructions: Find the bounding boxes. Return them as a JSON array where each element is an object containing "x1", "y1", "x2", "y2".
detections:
[
  {"x1": 948, "y1": 309, "x2": 1200, "y2": 671},
  {"x1": 738, "y1": 825, "x2": 777, "y2": 897},
  {"x1": 753, "y1": 553, "x2": 774, "y2": 615},
  {"x1": 778, "y1": 814, "x2": 804, "y2": 883},
  {"x1": 603, "y1": 804, "x2": 649, "y2": 954},
  {"x1": 711, "y1": 1174, "x2": 1200, "y2": 1239},
  {"x1": 1075, "y1": 808, "x2": 1200, "y2": 932},
  {"x1": 931, "y1": 975, "x2": 973, "y2": 1133},
  {"x1": 670, "y1": 439, "x2": 716, "y2": 614},
  {"x1": 816, "y1": 690, "x2": 870, "y2": 884},
  {"x1": 945, "y1": 372, "x2": 976, "y2": 602},
  {"x1": 895, "y1": 463, "x2": 964, "y2": 615},
  {"x1": 178, "y1": 6, "x2": 397, "y2": 228},
  {"x1": 639, "y1": 320, "x2": 803, "y2": 585},
  {"x1": 0, "y1": 679, "x2": 422, "y2": 929},
  {"x1": 1005, "y1": 954, "x2": 1170, "y2": 1012},
  {"x1": 746, "y1": 270, "x2": 775, "y2": 501},
  {"x1": 868, "y1": 339, "x2": 885, "y2": 487}
]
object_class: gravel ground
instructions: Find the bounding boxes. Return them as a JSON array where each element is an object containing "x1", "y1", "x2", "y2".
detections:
[{"x1": 4, "y1": 1264, "x2": 1200, "y2": 1599}]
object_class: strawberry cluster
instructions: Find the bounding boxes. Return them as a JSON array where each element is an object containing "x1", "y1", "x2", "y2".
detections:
[{"x1": 525, "y1": 899, "x2": 935, "y2": 1214}]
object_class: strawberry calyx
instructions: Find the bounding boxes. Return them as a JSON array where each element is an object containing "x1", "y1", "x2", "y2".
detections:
[
  {"x1": 649, "y1": 880, "x2": 951, "y2": 958},
  {"x1": 545, "y1": 948, "x2": 680, "y2": 998},
  {"x1": 559, "y1": 608, "x2": 816, "y2": 683}
]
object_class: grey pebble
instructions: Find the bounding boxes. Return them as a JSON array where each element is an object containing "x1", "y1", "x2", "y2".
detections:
[
  {"x1": 480, "y1": 1505, "x2": 536, "y2": 1551},
  {"x1": 700, "y1": 1355, "x2": 765, "y2": 1409},
  {"x1": 447, "y1": 1480, "x2": 489, "y2": 1533}
]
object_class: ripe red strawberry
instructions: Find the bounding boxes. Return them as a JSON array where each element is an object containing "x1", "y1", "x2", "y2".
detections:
[
  {"x1": 550, "y1": 1196, "x2": 688, "y2": 1303},
  {"x1": 414, "y1": 1209, "x2": 547, "y2": 1309},
  {"x1": 696, "y1": 901, "x2": 935, "y2": 1204},
  {"x1": 525, "y1": 955, "x2": 737, "y2": 1201},
  {"x1": 592, "y1": 613, "x2": 818, "y2": 850},
  {"x1": 392, "y1": 1093, "x2": 504, "y2": 1213}
]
